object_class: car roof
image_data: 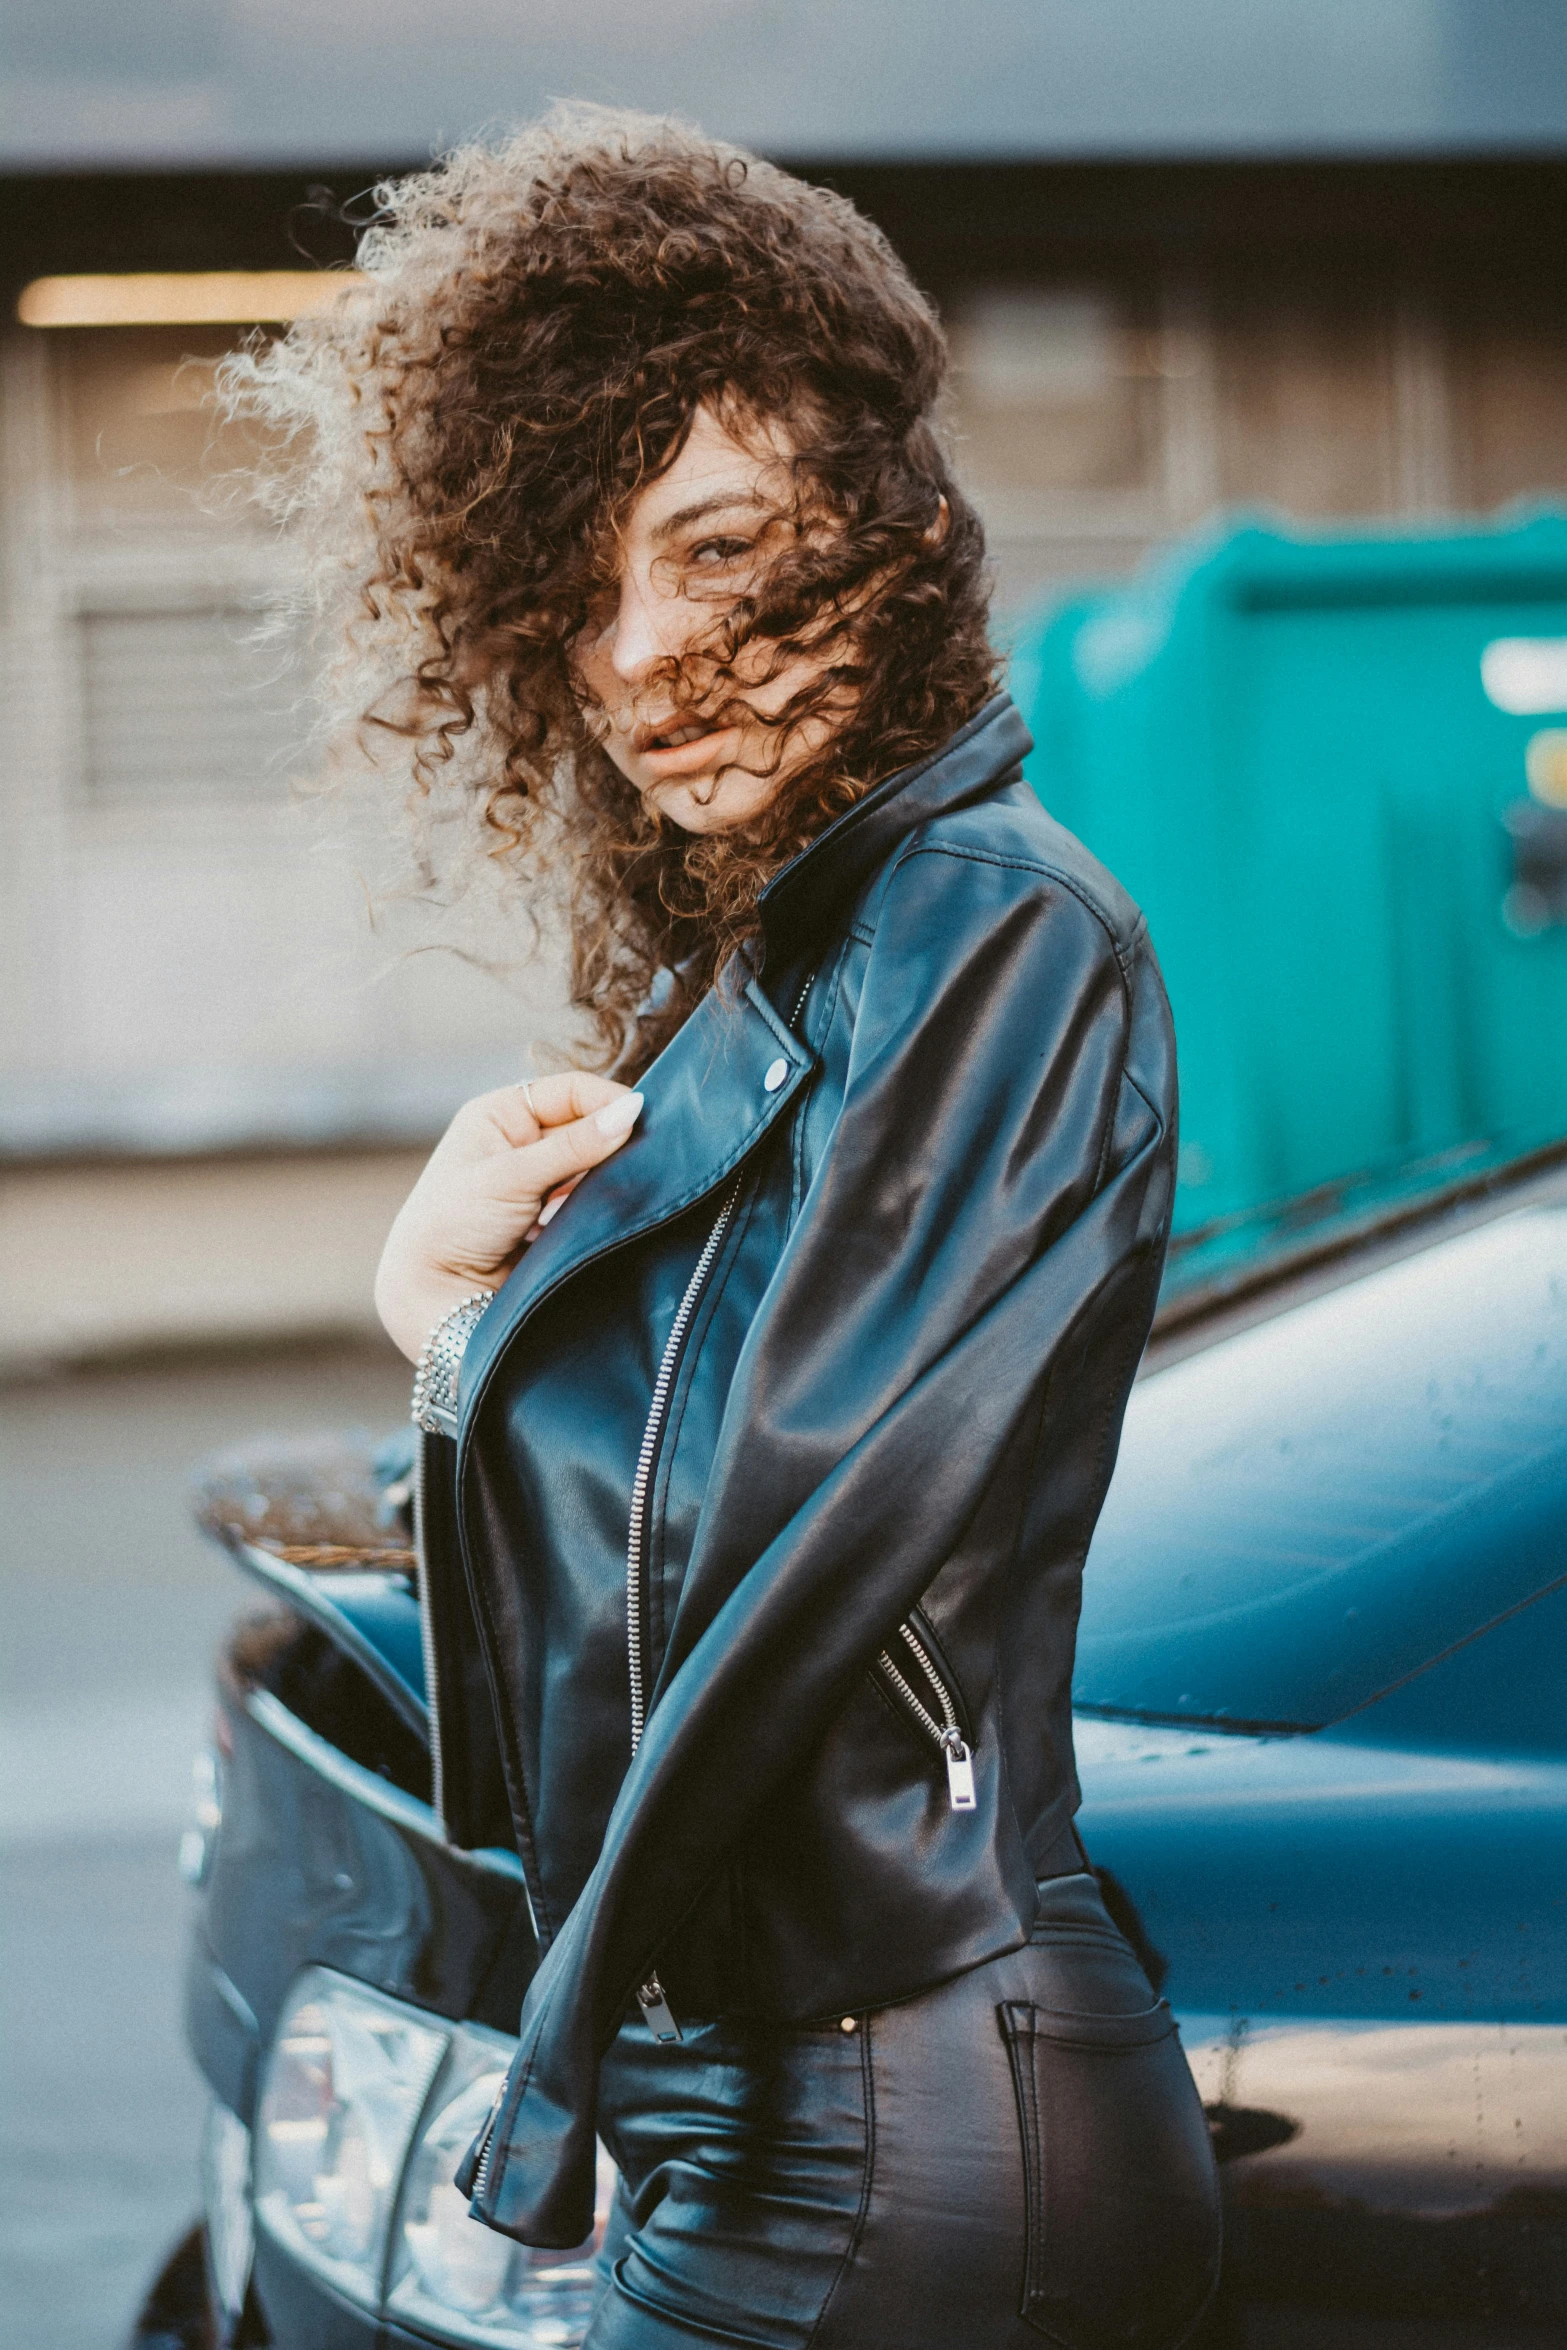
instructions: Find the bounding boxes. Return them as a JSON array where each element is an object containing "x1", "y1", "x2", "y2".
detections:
[{"x1": 1074, "y1": 1151, "x2": 1567, "y2": 1733}]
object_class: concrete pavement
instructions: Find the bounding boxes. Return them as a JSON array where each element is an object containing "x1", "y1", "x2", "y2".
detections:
[{"x1": 0, "y1": 1341, "x2": 408, "y2": 2348}]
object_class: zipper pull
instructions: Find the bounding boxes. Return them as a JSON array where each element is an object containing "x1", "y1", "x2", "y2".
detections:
[
  {"x1": 940, "y1": 1730, "x2": 977, "y2": 1812},
  {"x1": 636, "y1": 1975, "x2": 683, "y2": 2043}
]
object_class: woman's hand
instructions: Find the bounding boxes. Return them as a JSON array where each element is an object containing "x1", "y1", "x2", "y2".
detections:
[{"x1": 375, "y1": 1072, "x2": 644, "y2": 1362}]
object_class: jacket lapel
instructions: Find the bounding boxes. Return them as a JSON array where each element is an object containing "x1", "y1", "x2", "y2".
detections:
[
  {"x1": 753, "y1": 693, "x2": 1033, "y2": 980},
  {"x1": 456, "y1": 974, "x2": 815, "y2": 1444}
]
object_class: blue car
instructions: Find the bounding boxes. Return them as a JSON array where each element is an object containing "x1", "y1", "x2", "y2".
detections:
[{"x1": 132, "y1": 1137, "x2": 1567, "y2": 2348}]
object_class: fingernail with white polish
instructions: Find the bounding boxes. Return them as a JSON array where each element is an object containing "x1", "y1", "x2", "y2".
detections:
[
  {"x1": 595, "y1": 1091, "x2": 645, "y2": 1137},
  {"x1": 537, "y1": 1194, "x2": 565, "y2": 1226}
]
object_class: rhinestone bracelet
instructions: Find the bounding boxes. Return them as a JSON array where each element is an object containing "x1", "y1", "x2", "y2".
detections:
[{"x1": 410, "y1": 1291, "x2": 496, "y2": 1437}]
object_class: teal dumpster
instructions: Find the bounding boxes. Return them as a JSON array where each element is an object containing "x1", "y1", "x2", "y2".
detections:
[{"x1": 1009, "y1": 510, "x2": 1567, "y2": 1234}]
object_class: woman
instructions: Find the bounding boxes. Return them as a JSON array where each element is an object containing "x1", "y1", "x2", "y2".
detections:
[{"x1": 242, "y1": 107, "x2": 1220, "y2": 2349}]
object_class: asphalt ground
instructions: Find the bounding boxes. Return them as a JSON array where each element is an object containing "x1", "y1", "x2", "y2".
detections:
[{"x1": 0, "y1": 1343, "x2": 409, "y2": 2350}]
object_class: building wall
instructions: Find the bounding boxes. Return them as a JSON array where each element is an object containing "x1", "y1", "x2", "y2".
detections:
[
  {"x1": 937, "y1": 254, "x2": 1567, "y2": 610},
  {"x1": 4, "y1": 0, "x2": 1565, "y2": 173},
  {"x1": 1, "y1": 162, "x2": 1564, "y2": 1359},
  {"x1": 0, "y1": 317, "x2": 571, "y2": 1164},
  {"x1": 4, "y1": 227, "x2": 1566, "y2": 1164}
]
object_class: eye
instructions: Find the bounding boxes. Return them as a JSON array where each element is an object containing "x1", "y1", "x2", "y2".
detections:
[{"x1": 689, "y1": 535, "x2": 753, "y2": 566}]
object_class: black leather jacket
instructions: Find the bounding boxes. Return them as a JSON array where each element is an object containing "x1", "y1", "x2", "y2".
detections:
[{"x1": 420, "y1": 693, "x2": 1177, "y2": 2244}]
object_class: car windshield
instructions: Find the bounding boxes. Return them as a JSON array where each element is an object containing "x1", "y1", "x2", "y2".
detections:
[
  {"x1": 1157, "y1": 1119, "x2": 1567, "y2": 1322},
  {"x1": 1074, "y1": 1185, "x2": 1567, "y2": 1731}
]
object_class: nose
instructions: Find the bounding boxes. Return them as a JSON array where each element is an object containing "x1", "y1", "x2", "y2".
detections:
[{"x1": 605, "y1": 566, "x2": 668, "y2": 685}]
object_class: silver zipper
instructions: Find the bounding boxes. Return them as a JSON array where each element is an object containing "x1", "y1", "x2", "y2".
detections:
[
  {"x1": 410, "y1": 1432, "x2": 447, "y2": 1833},
  {"x1": 624, "y1": 974, "x2": 814, "y2": 2041},
  {"x1": 619, "y1": 1177, "x2": 740, "y2": 2050},
  {"x1": 625, "y1": 1177, "x2": 743, "y2": 1757},
  {"x1": 877, "y1": 1620, "x2": 976, "y2": 1811},
  {"x1": 470, "y1": 2067, "x2": 507, "y2": 2205}
]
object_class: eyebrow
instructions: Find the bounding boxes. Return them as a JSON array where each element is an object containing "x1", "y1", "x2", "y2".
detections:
[{"x1": 651, "y1": 490, "x2": 771, "y2": 544}]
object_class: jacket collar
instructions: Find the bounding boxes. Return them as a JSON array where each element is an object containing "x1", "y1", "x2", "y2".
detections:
[
  {"x1": 454, "y1": 693, "x2": 1031, "y2": 1441},
  {"x1": 753, "y1": 691, "x2": 1033, "y2": 983}
]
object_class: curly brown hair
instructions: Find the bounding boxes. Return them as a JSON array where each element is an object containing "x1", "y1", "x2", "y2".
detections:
[{"x1": 224, "y1": 106, "x2": 996, "y2": 1073}]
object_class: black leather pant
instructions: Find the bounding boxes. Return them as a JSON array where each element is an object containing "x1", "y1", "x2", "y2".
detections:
[{"x1": 587, "y1": 1870, "x2": 1221, "y2": 2349}]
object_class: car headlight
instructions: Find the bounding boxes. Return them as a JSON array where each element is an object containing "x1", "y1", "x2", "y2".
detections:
[
  {"x1": 386, "y1": 2021, "x2": 614, "y2": 2347},
  {"x1": 253, "y1": 1968, "x2": 449, "y2": 2306}
]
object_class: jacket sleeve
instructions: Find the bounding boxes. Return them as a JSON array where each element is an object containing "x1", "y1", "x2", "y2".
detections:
[{"x1": 463, "y1": 839, "x2": 1176, "y2": 2244}]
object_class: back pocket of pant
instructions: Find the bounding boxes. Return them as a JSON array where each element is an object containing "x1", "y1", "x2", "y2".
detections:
[{"x1": 997, "y1": 1998, "x2": 1219, "y2": 2350}]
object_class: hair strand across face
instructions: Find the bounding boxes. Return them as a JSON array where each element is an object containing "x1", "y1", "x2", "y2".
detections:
[{"x1": 220, "y1": 103, "x2": 996, "y2": 1074}]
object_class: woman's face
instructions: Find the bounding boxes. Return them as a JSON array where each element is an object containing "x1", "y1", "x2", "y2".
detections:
[{"x1": 571, "y1": 404, "x2": 846, "y2": 835}]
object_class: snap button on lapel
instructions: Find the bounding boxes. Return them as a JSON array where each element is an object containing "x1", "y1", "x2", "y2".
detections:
[{"x1": 763, "y1": 1057, "x2": 788, "y2": 1093}]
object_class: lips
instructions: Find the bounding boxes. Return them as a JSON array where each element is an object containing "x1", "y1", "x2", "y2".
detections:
[
  {"x1": 631, "y1": 712, "x2": 719, "y2": 754},
  {"x1": 634, "y1": 721, "x2": 743, "y2": 780}
]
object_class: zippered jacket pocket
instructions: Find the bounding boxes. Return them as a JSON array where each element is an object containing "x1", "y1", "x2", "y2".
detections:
[{"x1": 872, "y1": 1609, "x2": 976, "y2": 1812}]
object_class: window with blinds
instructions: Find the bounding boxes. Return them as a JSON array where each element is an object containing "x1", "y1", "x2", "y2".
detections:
[
  {"x1": 945, "y1": 282, "x2": 1165, "y2": 499},
  {"x1": 77, "y1": 606, "x2": 307, "y2": 800}
]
